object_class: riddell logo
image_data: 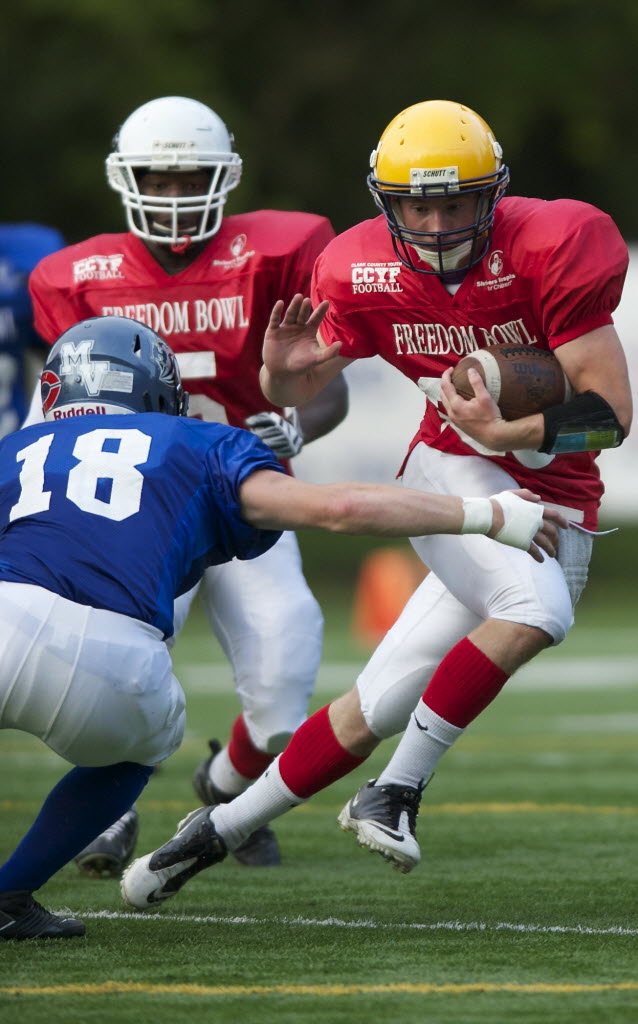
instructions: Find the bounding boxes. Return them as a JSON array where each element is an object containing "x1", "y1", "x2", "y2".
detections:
[{"x1": 52, "y1": 405, "x2": 107, "y2": 418}]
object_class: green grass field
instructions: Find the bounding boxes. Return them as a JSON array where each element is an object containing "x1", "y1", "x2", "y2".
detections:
[{"x1": 1, "y1": 584, "x2": 636, "y2": 1024}]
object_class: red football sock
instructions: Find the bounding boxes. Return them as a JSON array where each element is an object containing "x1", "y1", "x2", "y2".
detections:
[
  {"x1": 422, "y1": 637, "x2": 509, "y2": 728},
  {"x1": 227, "y1": 715, "x2": 274, "y2": 779},
  {"x1": 278, "y1": 705, "x2": 366, "y2": 799}
]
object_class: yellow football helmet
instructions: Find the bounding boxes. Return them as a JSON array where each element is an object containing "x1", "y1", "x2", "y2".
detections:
[{"x1": 368, "y1": 100, "x2": 509, "y2": 275}]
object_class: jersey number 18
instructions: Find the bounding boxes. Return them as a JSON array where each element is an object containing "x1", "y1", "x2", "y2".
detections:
[{"x1": 10, "y1": 428, "x2": 152, "y2": 523}]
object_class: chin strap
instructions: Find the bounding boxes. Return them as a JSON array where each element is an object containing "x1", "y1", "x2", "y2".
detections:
[{"x1": 170, "y1": 236, "x2": 193, "y2": 254}]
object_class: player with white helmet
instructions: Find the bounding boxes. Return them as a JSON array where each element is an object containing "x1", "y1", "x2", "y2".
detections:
[
  {"x1": 106, "y1": 96, "x2": 242, "y2": 247},
  {"x1": 119, "y1": 99, "x2": 631, "y2": 905},
  {"x1": 27, "y1": 96, "x2": 347, "y2": 874}
]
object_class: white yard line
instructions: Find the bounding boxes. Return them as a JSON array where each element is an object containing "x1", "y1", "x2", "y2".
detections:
[{"x1": 80, "y1": 909, "x2": 638, "y2": 937}]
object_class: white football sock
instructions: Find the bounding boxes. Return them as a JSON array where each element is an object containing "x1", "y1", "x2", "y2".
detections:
[
  {"x1": 210, "y1": 756, "x2": 305, "y2": 851},
  {"x1": 376, "y1": 701, "x2": 465, "y2": 790},
  {"x1": 208, "y1": 744, "x2": 251, "y2": 797}
]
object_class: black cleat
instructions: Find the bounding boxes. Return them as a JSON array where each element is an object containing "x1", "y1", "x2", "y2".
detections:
[
  {"x1": 75, "y1": 808, "x2": 139, "y2": 879},
  {"x1": 0, "y1": 890, "x2": 85, "y2": 941},
  {"x1": 193, "y1": 738, "x2": 281, "y2": 867},
  {"x1": 120, "y1": 806, "x2": 227, "y2": 909},
  {"x1": 337, "y1": 779, "x2": 425, "y2": 873}
]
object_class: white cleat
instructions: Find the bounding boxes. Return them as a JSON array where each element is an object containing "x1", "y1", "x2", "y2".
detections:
[
  {"x1": 337, "y1": 779, "x2": 424, "y2": 874},
  {"x1": 120, "y1": 807, "x2": 227, "y2": 910}
]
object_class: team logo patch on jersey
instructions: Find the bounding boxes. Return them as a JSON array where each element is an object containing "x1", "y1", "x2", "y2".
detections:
[
  {"x1": 488, "y1": 250, "x2": 504, "y2": 277},
  {"x1": 72, "y1": 254, "x2": 125, "y2": 283},
  {"x1": 41, "y1": 369, "x2": 62, "y2": 414},
  {"x1": 212, "y1": 235, "x2": 256, "y2": 269},
  {"x1": 230, "y1": 233, "x2": 247, "y2": 258},
  {"x1": 351, "y1": 262, "x2": 403, "y2": 294},
  {"x1": 476, "y1": 250, "x2": 515, "y2": 292}
]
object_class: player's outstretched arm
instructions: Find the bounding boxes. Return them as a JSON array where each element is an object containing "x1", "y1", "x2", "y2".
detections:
[
  {"x1": 239, "y1": 472, "x2": 566, "y2": 561},
  {"x1": 260, "y1": 294, "x2": 351, "y2": 407}
]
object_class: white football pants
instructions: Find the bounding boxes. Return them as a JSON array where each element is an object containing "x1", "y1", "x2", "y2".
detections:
[
  {"x1": 0, "y1": 582, "x2": 185, "y2": 766},
  {"x1": 358, "y1": 443, "x2": 593, "y2": 738},
  {"x1": 172, "y1": 531, "x2": 323, "y2": 754}
]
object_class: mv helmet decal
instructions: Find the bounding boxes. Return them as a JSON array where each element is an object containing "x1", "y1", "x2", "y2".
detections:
[{"x1": 56, "y1": 339, "x2": 134, "y2": 397}]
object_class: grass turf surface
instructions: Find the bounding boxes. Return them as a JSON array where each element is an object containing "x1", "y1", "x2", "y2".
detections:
[{"x1": 0, "y1": 594, "x2": 636, "y2": 1023}]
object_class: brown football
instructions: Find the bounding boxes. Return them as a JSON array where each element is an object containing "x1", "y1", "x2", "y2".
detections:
[{"x1": 450, "y1": 344, "x2": 572, "y2": 421}]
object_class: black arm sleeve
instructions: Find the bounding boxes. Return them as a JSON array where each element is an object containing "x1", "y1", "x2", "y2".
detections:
[{"x1": 539, "y1": 391, "x2": 625, "y2": 454}]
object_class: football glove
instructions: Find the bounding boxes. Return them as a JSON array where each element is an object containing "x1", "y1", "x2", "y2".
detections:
[{"x1": 244, "y1": 408, "x2": 304, "y2": 458}]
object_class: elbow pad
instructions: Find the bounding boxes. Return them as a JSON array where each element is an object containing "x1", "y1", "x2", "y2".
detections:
[{"x1": 539, "y1": 391, "x2": 625, "y2": 454}]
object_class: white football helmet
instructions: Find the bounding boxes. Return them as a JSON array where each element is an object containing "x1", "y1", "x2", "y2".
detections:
[{"x1": 106, "y1": 96, "x2": 242, "y2": 246}]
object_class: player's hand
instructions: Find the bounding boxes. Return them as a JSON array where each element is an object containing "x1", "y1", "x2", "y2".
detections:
[
  {"x1": 488, "y1": 488, "x2": 568, "y2": 562},
  {"x1": 438, "y1": 370, "x2": 509, "y2": 446},
  {"x1": 263, "y1": 295, "x2": 343, "y2": 377},
  {"x1": 245, "y1": 409, "x2": 304, "y2": 458}
]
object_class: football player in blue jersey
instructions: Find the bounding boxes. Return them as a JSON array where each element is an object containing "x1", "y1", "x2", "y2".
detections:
[
  {"x1": 0, "y1": 311, "x2": 564, "y2": 940},
  {"x1": 0, "y1": 223, "x2": 64, "y2": 438}
]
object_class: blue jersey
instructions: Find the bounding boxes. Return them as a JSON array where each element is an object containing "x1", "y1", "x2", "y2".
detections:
[
  {"x1": 0, "y1": 223, "x2": 65, "y2": 437},
  {"x1": 0, "y1": 414, "x2": 284, "y2": 637}
]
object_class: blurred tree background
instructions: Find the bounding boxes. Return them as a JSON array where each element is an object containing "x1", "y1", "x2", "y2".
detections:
[{"x1": 2, "y1": 0, "x2": 638, "y2": 243}]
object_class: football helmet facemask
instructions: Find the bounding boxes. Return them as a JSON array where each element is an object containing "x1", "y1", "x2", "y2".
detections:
[
  {"x1": 106, "y1": 96, "x2": 242, "y2": 247},
  {"x1": 42, "y1": 316, "x2": 189, "y2": 421},
  {"x1": 368, "y1": 100, "x2": 509, "y2": 276}
]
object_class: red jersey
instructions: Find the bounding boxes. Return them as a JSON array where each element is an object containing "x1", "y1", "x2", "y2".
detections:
[
  {"x1": 30, "y1": 210, "x2": 334, "y2": 428},
  {"x1": 312, "y1": 196, "x2": 628, "y2": 528}
]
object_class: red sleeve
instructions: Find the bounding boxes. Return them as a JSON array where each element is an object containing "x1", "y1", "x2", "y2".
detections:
[
  {"x1": 530, "y1": 203, "x2": 628, "y2": 348},
  {"x1": 29, "y1": 253, "x2": 85, "y2": 346}
]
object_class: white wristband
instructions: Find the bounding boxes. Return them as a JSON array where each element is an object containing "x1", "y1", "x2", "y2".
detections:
[
  {"x1": 490, "y1": 490, "x2": 544, "y2": 549},
  {"x1": 461, "y1": 497, "x2": 494, "y2": 536}
]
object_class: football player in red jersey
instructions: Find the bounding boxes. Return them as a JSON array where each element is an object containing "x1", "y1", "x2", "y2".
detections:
[
  {"x1": 26, "y1": 96, "x2": 348, "y2": 874},
  {"x1": 120, "y1": 100, "x2": 632, "y2": 900}
]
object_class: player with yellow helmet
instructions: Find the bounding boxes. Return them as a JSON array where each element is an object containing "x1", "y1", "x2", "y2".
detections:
[{"x1": 369, "y1": 100, "x2": 510, "y2": 275}]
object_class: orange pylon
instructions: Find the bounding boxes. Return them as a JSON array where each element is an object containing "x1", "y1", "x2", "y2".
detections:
[{"x1": 352, "y1": 546, "x2": 428, "y2": 650}]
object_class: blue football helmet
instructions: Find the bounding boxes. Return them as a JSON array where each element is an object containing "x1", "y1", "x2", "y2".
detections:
[{"x1": 41, "y1": 316, "x2": 189, "y2": 420}]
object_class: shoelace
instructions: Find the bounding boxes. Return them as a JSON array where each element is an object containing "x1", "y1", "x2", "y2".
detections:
[{"x1": 376, "y1": 785, "x2": 422, "y2": 835}]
